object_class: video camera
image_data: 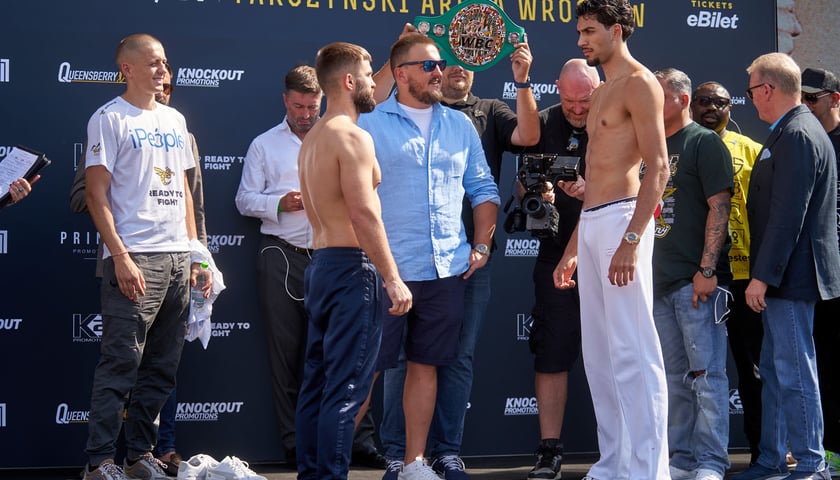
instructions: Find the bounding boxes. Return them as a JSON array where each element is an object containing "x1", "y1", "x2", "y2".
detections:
[{"x1": 504, "y1": 154, "x2": 580, "y2": 239}]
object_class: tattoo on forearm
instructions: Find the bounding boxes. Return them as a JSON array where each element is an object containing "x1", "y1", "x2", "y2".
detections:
[{"x1": 702, "y1": 194, "x2": 731, "y2": 267}]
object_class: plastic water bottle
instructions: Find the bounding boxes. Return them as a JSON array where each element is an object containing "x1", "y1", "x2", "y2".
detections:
[{"x1": 191, "y1": 261, "x2": 210, "y2": 308}]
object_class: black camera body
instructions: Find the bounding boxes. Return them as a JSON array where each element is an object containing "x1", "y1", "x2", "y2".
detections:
[{"x1": 504, "y1": 154, "x2": 580, "y2": 239}]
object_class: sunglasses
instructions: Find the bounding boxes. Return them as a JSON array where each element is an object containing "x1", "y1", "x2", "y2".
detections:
[
  {"x1": 692, "y1": 95, "x2": 730, "y2": 109},
  {"x1": 162, "y1": 83, "x2": 173, "y2": 95},
  {"x1": 802, "y1": 90, "x2": 832, "y2": 104},
  {"x1": 746, "y1": 82, "x2": 774, "y2": 100},
  {"x1": 396, "y1": 59, "x2": 447, "y2": 72}
]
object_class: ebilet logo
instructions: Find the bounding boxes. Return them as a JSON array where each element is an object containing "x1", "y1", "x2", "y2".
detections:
[
  {"x1": 516, "y1": 313, "x2": 533, "y2": 341},
  {"x1": 73, "y1": 314, "x2": 103, "y2": 343},
  {"x1": 504, "y1": 397, "x2": 538, "y2": 416}
]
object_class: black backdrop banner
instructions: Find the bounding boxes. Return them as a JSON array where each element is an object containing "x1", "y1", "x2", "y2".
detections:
[{"x1": 0, "y1": 0, "x2": 775, "y2": 468}]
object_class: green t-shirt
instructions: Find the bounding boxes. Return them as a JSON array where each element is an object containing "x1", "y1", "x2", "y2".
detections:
[{"x1": 652, "y1": 122, "x2": 734, "y2": 297}]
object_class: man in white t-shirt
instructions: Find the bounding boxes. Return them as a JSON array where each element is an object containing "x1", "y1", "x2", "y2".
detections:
[{"x1": 82, "y1": 33, "x2": 208, "y2": 480}]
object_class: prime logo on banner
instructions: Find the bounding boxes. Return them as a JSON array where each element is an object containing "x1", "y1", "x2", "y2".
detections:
[{"x1": 0, "y1": 0, "x2": 775, "y2": 469}]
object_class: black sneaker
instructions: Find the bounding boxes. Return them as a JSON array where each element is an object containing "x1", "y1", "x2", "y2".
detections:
[{"x1": 527, "y1": 440, "x2": 563, "y2": 479}]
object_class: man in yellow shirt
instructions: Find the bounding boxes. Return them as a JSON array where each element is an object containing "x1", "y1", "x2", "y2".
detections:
[{"x1": 691, "y1": 81, "x2": 763, "y2": 465}]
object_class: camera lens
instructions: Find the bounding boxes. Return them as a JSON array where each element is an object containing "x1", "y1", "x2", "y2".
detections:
[{"x1": 522, "y1": 194, "x2": 547, "y2": 217}]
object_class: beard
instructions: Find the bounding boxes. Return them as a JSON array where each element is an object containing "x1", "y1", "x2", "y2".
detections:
[
  {"x1": 353, "y1": 84, "x2": 376, "y2": 114},
  {"x1": 408, "y1": 76, "x2": 443, "y2": 105}
]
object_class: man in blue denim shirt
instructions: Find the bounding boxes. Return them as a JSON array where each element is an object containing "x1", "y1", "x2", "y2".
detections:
[{"x1": 358, "y1": 34, "x2": 500, "y2": 480}]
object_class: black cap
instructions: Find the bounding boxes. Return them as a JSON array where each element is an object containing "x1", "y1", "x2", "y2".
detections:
[{"x1": 801, "y1": 68, "x2": 840, "y2": 94}]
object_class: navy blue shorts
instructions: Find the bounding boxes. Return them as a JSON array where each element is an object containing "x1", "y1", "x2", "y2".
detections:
[
  {"x1": 376, "y1": 275, "x2": 466, "y2": 370},
  {"x1": 529, "y1": 259, "x2": 581, "y2": 373}
]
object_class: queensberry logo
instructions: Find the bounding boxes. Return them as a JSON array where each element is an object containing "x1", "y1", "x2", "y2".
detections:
[
  {"x1": 57, "y1": 62, "x2": 124, "y2": 84},
  {"x1": 129, "y1": 128, "x2": 185, "y2": 152},
  {"x1": 176, "y1": 67, "x2": 245, "y2": 88},
  {"x1": 56, "y1": 403, "x2": 89, "y2": 424}
]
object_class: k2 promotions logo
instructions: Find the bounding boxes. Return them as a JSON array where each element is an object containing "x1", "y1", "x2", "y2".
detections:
[
  {"x1": 516, "y1": 313, "x2": 533, "y2": 341},
  {"x1": 73, "y1": 314, "x2": 103, "y2": 343},
  {"x1": 0, "y1": 230, "x2": 8, "y2": 255},
  {"x1": 0, "y1": 59, "x2": 9, "y2": 83}
]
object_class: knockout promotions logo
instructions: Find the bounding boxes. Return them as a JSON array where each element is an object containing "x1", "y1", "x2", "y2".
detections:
[
  {"x1": 207, "y1": 234, "x2": 245, "y2": 254},
  {"x1": 516, "y1": 313, "x2": 533, "y2": 341},
  {"x1": 504, "y1": 396, "x2": 538, "y2": 416},
  {"x1": 58, "y1": 62, "x2": 124, "y2": 84},
  {"x1": 504, "y1": 237, "x2": 539, "y2": 257},
  {"x1": 502, "y1": 81, "x2": 554, "y2": 102},
  {"x1": 0, "y1": 318, "x2": 23, "y2": 331},
  {"x1": 56, "y1": 403, "x2": 89, "y2": 424},
  {"x1": 176, "y1": 401, "x2": 245, "y2": 421},
  {"x1": 175, "y1": 67, "x2": 245, "y2": 88},
  {"x1": 73, "y1": 314, "x2": 103, "y2": 343}
]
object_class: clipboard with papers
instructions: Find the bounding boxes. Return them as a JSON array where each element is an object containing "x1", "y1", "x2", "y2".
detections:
[{"x1": 0, "y1": 145, "x2": 51, "y2": 208}]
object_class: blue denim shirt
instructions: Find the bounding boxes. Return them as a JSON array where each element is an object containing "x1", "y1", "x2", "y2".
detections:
[{"x1": 359, "y1": 96, "x2": 500, "y2": 281}]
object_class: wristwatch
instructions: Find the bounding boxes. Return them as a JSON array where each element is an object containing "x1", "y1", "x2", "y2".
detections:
[
  {"x1": 513, "y1": 76, "x2": 531, "y2": 89},
  {"x1": 622, "y1": 232, "x2": 640, "y2": 245},
  {"x1": 699, "y1": 266, "x2": 716, "y2": 278},
  {"x1": 473, "y1": 243, "x2": 489, "y2": 257}
]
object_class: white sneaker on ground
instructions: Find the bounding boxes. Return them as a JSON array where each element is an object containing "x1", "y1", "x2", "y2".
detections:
[
  {"x1": 695, "y1": 468, "x2": 723, "y2": 480},
  {"x1": 124, "y1": 453, "x2": 168, "y2": 480},
  {"x1": 177, "y1": 454, "x2": 220, "y2": 480},
  {"x1": 205, "y1": 456, "x2": 266, "y2": 480},
  {"x1": 398, "y1": 458, "x2": 440, "y2": 480},
  {"x1": 670, "y1": 465, "x2": 695, "y2": 480}
]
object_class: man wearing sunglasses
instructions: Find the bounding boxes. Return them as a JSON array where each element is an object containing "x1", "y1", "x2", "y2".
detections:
[
  {"x1": 690, "y1": 81, "x2": 765, "y2": 467},
  {"x1": 358, "y1": 34, "x2": 500, "y2": 480},
  {"x1": 801, "y1": 67, "x2": 840, "y2": 478},
  {"x1": 369, "y1": 23, "x2": 539, "y2": 480},
  {"x1": 651, "y1": 68, "x2": 733, "y2": 480},
  {"x1": 732, "y1": 53, "x2": 840, "y2": 480}
]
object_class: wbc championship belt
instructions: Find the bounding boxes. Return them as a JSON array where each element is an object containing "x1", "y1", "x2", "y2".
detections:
[{"x1": 414, "y1": 0, "x2": 527, "y2": 72}]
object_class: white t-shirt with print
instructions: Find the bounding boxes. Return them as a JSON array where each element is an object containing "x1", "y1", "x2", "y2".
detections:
[{"x1": 86, "y1": 96, "x2": 195, "y2": 257}]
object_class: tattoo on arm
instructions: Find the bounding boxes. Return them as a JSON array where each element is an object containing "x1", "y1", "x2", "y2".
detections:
[{"x1": 701, "y1": 192, "x2": 732, "y2": 267}]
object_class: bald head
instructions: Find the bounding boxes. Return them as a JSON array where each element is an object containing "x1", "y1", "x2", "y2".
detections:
[
  {"x1": 115, "y1": 34, "x2": 162, "y2": 66},
  {"x1": 556, "y1": 59, "x2": 601, "y2": 128}
]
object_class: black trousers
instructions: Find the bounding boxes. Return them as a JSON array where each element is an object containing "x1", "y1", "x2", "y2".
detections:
[{"x1": 815, "y1": 296, "x2": 840, "y2": 453}]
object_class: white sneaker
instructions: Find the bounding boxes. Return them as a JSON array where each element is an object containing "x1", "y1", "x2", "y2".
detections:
[
  {"x1": 206, "y1": 456, "x2": 266, "y2": 480},
  {"x1": 695, "y1": 468, "x2": 723, "y2": 480},
  {"x1": 177, "y1": 454, "x2": 220, "y2": 480},
  {"x1": 398, "y1": 458, "x2": 440, "y2": 480},
  {"x1": 670, "y1": 465, "x2": 695, "y2": 480}
]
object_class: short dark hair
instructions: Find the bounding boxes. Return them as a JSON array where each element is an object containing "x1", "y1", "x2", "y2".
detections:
[
  {"x1": 389, "y1": 35, "x2": 437, "y2": 75},
  {"x1": 315, "y1": 42, "x2": 371, "y2": 94},
  {"x1": 285, "y1": 65, "x2": 320, "y2": 95},
  {"x1": 577, "y1": 0, "x2": 635, "y2": 41}
]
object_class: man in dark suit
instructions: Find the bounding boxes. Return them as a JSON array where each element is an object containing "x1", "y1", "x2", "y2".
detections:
[{"x1": 732, "y1": 52, "x2": 840, "y2": 480}]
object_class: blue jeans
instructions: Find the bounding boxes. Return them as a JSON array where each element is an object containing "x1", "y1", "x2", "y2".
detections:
[
  {"x1": 756, "y1": 297, "x2": 825, "y2": 473},
  {"x1": 653, "y1": 283, "x2": 730, "y2": 475},
  {"x1": 296, "y1": 248, "x2": 382, "y2": 480},
  {"x1": 154, "y1": 389, "x2": 177, "y2": 456},
  {"x1": 380, "y1": 262, "x2": 492, "y2": 460}
]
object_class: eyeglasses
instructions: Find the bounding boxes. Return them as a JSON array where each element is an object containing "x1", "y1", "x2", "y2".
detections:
[
  {"x1": 692, "y1": 95, "x2": 730, "y2": 109},
  {"x1": 745, "y1": 83, "x2": 774, "y2": 100},
  {"x1": 802, "y1": 90, "x2": 832, "y2": 104},
  {"x1": 162, "y1": 83, "x2": 173, "y2": 95},
  {"x1": 396, "y1": 59, "x2": 447, "y2": 72}
]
